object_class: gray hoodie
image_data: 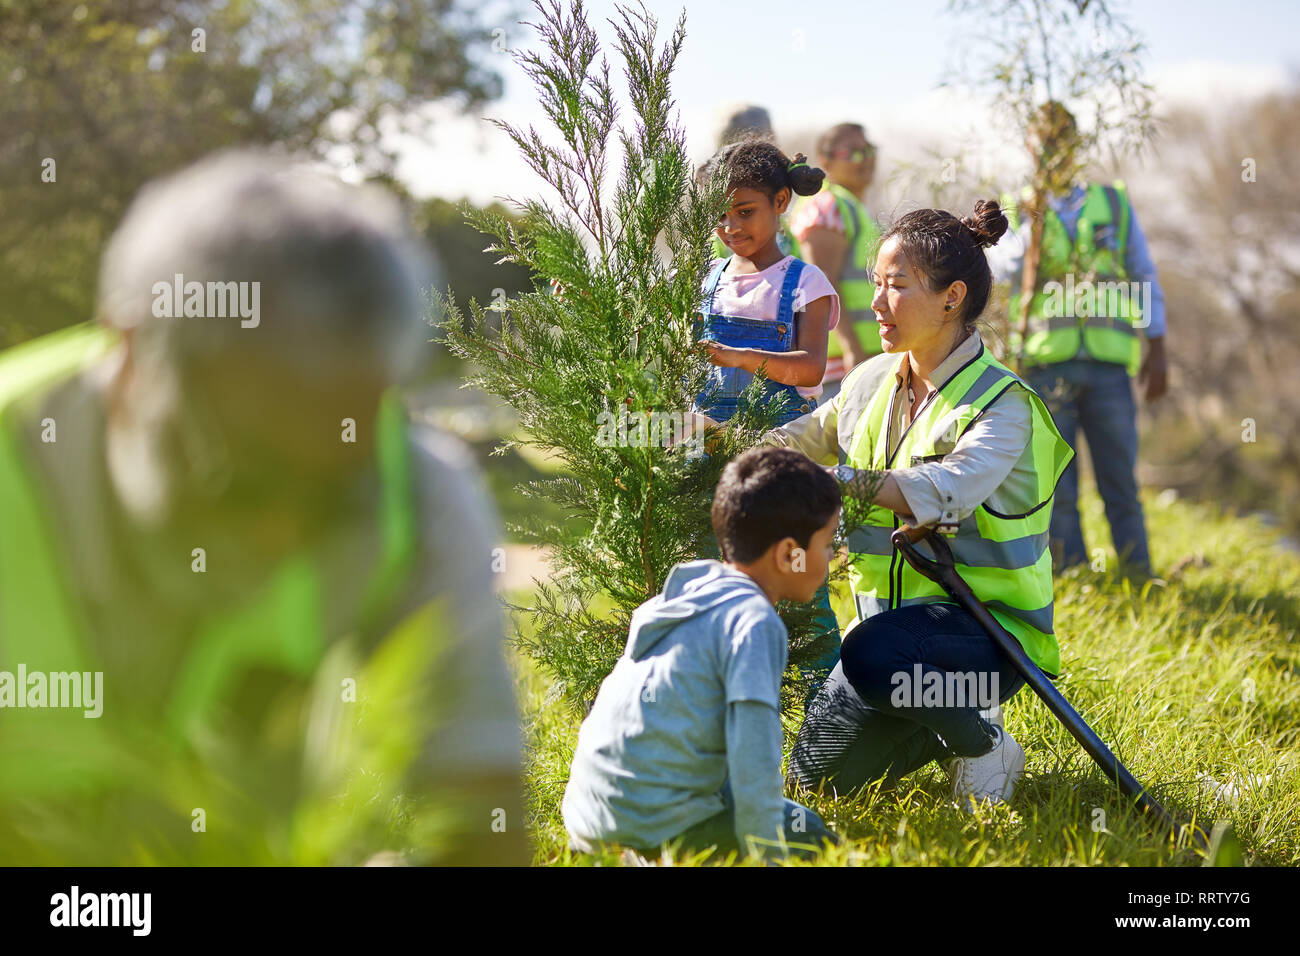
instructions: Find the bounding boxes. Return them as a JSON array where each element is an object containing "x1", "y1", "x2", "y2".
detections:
[{"x1": 561, "y1": 560, "x2": 787, "y2": 852}]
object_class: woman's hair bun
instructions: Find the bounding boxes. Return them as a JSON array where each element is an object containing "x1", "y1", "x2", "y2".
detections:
[
  {"x1": 960, "y1": 199, "x2": 1008, "y2": 248},
  {"x1": 787, "y1": 152, "x2": 826, "y2": 197}
]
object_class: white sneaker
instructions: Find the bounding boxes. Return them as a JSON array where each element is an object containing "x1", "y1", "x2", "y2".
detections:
[{"x1": 945, "y1": 725, "x2": 1025, "y2": 809}]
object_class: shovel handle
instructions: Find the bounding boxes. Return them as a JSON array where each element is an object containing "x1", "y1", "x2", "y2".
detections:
[
  {"x1": 891, "y1": 524, "x2": 956, "y2": 582},
  {"x1": 889, "y1": 524, "x2": 1208, "y2": 853},
  {"x1": 895, "y1": 523, "x2": 931, "y2": 546}
]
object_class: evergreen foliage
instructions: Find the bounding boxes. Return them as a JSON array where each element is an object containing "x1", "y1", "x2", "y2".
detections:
[{"x1": 438, "y1": 0, "x2": 864, "y2": 708}]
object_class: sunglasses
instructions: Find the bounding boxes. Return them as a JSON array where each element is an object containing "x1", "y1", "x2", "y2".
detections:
[{"x1": 832, "y1": 145, "x2": 876, "y2": 164}]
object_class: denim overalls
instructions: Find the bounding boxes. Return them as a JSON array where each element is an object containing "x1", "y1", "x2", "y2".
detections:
[{"x1": 694, "y1": 256, "x2": 816, "y2": 426}]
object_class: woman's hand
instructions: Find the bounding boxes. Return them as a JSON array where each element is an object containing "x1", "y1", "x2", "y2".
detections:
[
  {"x1": 667, "y1": 411, "x2": 720, "y2": 446},
  {"x1": 825, "y1": 466, "x2": 917, "y2": 521},
  {"x1": 686, "y1": 411, "x2": 721, "y2": 432},
  {"x1": 665, "y1": 411, "x2": 723, "y2": 458}
]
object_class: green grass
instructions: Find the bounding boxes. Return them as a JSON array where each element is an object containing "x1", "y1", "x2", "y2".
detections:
[{"x1": 508, "y1": 486, "x2": 1300, "y2": 866}]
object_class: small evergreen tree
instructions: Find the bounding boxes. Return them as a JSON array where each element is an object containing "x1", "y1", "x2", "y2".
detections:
[{"x1": 437, "y1": 0, "x2": 865, "y2": 709}]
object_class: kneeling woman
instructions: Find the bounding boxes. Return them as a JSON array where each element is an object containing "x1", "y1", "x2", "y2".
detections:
[{"x1": 766, "y1": 200, "x2": 1073, "y2": 805}]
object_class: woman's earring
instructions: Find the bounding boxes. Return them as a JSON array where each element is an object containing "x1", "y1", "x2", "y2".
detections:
[{"x1": 945, "y1": 304, "x2": 953, "y2": 312}]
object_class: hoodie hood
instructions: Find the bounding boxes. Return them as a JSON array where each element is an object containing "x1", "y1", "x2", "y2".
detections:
[{"x1": 625, "y1": 560, "x2": 767, "y2": 660}]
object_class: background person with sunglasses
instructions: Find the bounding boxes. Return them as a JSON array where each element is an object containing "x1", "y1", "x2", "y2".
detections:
[{"x1": 790, "y1": 124, "x2": 883, "y2": 400}]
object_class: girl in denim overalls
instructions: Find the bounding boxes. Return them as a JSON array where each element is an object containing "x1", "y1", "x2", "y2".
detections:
[
  {"x1": 695, "y1": 139, "x2": 840, "y2": 427},
  {"x1": 695, "y1": 138, "x2": 843, "y2": 684}
]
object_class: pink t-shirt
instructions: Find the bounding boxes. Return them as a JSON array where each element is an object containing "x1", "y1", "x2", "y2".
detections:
[
  {"x1": 703, "y1": 255, "x2": 840, "y2": 399},
  {"x1": 789, "y1": 190, "x2": 847, "y2": 239}
]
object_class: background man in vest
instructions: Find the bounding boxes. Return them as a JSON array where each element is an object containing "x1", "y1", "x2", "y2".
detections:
[
  {"x1": 991, "y1": 102, "x2": 1168, "y2": 577},
  {"x1": 0, "y1": 150, "x2": 526, "y2": 864},
  {"x1": 789, "y1": 122, "x2": 882, "y2": 401}
]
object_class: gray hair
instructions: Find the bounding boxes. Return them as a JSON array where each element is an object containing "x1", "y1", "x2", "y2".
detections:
[
  {"x1": 717, "y1": 104, "x2": 774, "y2": 148},
  {"x1": 97, "y1": 148, "x2": 436, "y2": 383}
]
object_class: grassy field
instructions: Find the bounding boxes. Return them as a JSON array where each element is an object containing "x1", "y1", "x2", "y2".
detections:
[{"x1": 504, "y1": 484, "x2": 1300, "y2": 866}]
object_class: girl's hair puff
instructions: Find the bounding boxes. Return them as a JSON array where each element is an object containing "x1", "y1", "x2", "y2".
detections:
[{"x1": 702, "y1": 136, "x2": 826, "y2": 201}]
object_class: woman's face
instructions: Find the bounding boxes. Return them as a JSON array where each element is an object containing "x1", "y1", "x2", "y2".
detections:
[
  {"x1": 869, "y1": 236, "x2": 960, "y2": 355},
  {"x1": 716, "y1": 186, "x2": 789, "y2": 259}
]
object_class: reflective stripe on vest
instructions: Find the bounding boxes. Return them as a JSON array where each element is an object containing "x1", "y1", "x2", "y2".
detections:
[
  {"x1": 843, "y1": 341, "x2": 1074, "y2": 675},
  {"x1": 1006, "y1": 182, "x2": 1142, "y2": 376}
]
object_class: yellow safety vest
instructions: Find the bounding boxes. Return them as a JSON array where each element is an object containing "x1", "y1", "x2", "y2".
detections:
[
  {"x1": 844, "y1": 341, "x2": 1074, "y2": 675},
  {"x1": 1006, "y1": 182, "x2": 1143, "y2": 376},
  {"x1": 789, "y1": 181, "x2": 882, "y2": 359}
]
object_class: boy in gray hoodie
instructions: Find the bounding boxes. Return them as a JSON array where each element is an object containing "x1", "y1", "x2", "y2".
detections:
[{"x1": 561, "y1": 447, "x2": 841, "y2": 860}]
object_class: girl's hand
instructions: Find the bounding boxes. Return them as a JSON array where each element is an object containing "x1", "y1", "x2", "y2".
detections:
[{"x1": 699, "y1": 339, "x2": 746, "y2": 368}]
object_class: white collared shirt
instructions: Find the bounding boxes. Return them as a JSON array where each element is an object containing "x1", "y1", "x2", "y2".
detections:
[
  {"x1": 885, "y1": 331, "x2": 1035, "y2": 528},
  {"x1": 764, "y1": 330, "x2": 1043, "y2": 529}
]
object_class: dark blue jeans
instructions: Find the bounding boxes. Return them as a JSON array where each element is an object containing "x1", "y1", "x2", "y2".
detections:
[
  {"x1": 1024, "y1": 359, "x2": 1152, "y2": 575},
  {"x1": 787, "y1": 602, "x2": 1025, "y2": 795}
]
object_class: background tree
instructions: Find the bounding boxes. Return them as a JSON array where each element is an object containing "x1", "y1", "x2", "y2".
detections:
[
  {"x1": 1134, "y1": 89, "x2": 1300, "y2": 538},
  {"x1": 0, "y1": 0, "x2": 510, "y2": 346},
  {"x1": 947, "y1": 0, "x2": 1156, "y2": 369},
  {"x1": 412, "y1": 196, "x2": 535, "y2": 378},
  {"x1": 440, "y1": 0, "x2": 861, "y2": 708}
]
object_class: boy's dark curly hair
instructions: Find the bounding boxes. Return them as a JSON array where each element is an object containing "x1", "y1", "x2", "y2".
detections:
[
  {"x1": 712, "y1": 447, "x2": 841, "y2": 563},
  {"x1": 700, "y1": 136, "x2": 826, "y2": 201}
]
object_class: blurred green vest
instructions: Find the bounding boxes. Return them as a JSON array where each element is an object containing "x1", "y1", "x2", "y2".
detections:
[
  {"x1": 1006, "y1": 182, "x2": 1143, "y2": 376},
  {"x1": 0, "y1": 323, "x2": 447, "y2": 863},
  {"x1": 789, "y1": 182, "x2": 882, "y2": 359}
]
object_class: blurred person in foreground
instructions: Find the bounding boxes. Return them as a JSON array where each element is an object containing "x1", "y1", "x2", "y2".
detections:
[
  {"x1": 0, "y1": 150, "x2": 525, "y2": 865},
  {"x1": 991, "y1": 101, "x2": 1168, "y2": 577}
]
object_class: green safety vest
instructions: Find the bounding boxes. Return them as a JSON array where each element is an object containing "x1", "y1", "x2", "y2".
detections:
[
  {"x1": 789, "y1": 182, "x2": 882, "y2": 359},
  {"x1": 0, "y1": 323, "x2": 434, "y2": 861},
  {"x1": 1005, "y1": 181, "x2": 1143, "y2": 376},
  {"x1": 843, "y1": 342, "x2": 1074, "y2": 675}
]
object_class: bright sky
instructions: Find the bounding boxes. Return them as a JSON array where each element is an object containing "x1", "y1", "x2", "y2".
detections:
[{"x1": 392, "y1": 0, "x2": 1298, "y2": 205}]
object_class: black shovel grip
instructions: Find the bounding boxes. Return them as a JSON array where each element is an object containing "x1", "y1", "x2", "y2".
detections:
[{"x1": 891, "y1": 524, "x2": 955, "y2": 583}]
